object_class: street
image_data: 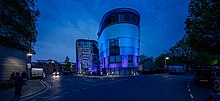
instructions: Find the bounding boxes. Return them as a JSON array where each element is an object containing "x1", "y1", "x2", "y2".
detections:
[{"x1": 18, "y1": 73, "x2": 214, "y2": 101}]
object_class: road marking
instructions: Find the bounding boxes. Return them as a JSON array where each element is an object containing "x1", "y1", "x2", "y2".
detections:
[
  {"x1": 62, "y1": 92, "x2": 70, "y2": 95},
  {"x1": 20, "y1": 80, "x2": 51, "y2": 101},
  {"x1": 187, "y1": 79, "x2": 195, "y2": 101},
  {"x1": 188, "y1": 89, "x2": 191, "y2": 92},
  {"x1": 190, "y1": 93, "x2": 194, "y2": 99},
  {"x1": 72, "y1": 89, "x2": 80, "y2": 92},
  {"x1": 84, "y1": 79, "x2": 96, "y2": 83}
]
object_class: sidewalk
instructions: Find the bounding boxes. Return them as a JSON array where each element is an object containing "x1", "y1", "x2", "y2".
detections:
[
  {"x1": 0, "y1": 80, "x2": 45, "y2": 101},
  {"x1": 74, "y1": 74, "x2": 138, "y2": 79}
]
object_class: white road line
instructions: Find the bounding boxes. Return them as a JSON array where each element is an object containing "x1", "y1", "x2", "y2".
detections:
[
  {"x1": 188, "y1": 89, "x2": 191, "y2": 92},
  {"x1": 190, "y1": 93, "x2": 194, "y2": 99},
  {"x1": 21, "y1": 80, "x2": 51, "y2": 101},
  {"x1": 20, "y1": 80, "x2": 46, "y2": 99},
  {"x1": 84, "y1": 79, "x2": 96, "y2": 83},
  {"x1": 62, "y1": 92, "x2": 70, "y2": 95},
  {"x1": 72, "y1": 89, "x2": 80, "y2": 92},
  {"x1": 187, "y1": 79, "x2": 195, "y2": 101}
]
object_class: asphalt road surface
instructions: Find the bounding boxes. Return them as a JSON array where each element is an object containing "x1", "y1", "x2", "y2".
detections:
[{"x1": 24, "y1": 73, "x2": 213, "y2": 101}]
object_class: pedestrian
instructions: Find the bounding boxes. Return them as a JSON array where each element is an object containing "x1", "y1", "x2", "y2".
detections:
[
  {"x1": 14, "y1": 72, "x2": 23, "y2": 96},
  {"x1": 10, "y1": 72, "x2": 15, "y2": 81},
  {"x1": 21, "y1": 71, "x2": 27, "y2": 85}
]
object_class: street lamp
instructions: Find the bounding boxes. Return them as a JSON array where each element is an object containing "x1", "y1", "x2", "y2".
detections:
[
  {"x1": 27, "y1": 53, "x2": 33, "y2": 56},
  {"x1": 26, "y1": 35, "x2": 33, "y2": 79},
  {"x1": 165, "y1": 57, "x2": 169, "y2": 71}
]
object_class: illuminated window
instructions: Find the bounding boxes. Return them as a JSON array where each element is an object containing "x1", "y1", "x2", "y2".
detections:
[
  {"x1": 109, "y1": 38, "x2": 120, "y2": 56},
  {"x1": 116, "y1": 56, "x2": 122, "y2": 62},
  {"x1": 109, "y1": 56, "x2": 122, "y2": 63},
  {"x1": 110, "y1": 56, "x2": 115, "y2": 63}
]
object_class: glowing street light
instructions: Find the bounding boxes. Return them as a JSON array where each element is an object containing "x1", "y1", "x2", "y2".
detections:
[
  {"x1": 27, "y1": 53, "x2": 33, "y2": 56},
  {"x1": 165, "y1": 56, "x2": 169, "y2": 71}
]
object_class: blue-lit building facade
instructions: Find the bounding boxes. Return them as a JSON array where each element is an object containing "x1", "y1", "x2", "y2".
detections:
[
  {"x1": 76, "y1": 39, "x2": 99, "y2": 74},
  {"x1": 98, "y1": 8, "x2": 140, "y2": 75}
]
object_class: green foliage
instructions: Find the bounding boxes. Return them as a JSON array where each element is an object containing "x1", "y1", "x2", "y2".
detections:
[
  {"x1": 167, "y1": 35, "x2": 197, "y2": 66},
  {"x1": 155, "y1": 53, "x2": 168, "y2": 68},
  {"x1": 155, "y1": 0, "x2": 220, "y2": 67},
  {"x1": 155, "y1": 34, "x2": 219, "y2": 67},
  {"x1": 65, "y1": 56, "x2": 71, "y2": 69},
  {"x1": 0, "y1": 0, "x2": 40, "y2": 52},
  {"x1": 185, "y1": 0, "x2": 220, "y2": 55}
]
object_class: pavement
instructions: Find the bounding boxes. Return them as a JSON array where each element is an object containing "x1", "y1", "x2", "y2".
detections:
[
  {"x1": 74, "y1": 73, "x2": 138, "y2": 79},
  {"x1": 0, "y1": 80, "x2": 45, "y2": 101}
]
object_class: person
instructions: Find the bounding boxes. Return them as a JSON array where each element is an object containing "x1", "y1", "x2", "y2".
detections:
[
  {"x1": 21, "y1": 71, "x2": 27, "y2": 85},
  {"x1": 10, "y1": 72, "x2": 15, "y2": 81},
  {"x1": 14, "y1": 72, "x2": 23, "y2": 96}
]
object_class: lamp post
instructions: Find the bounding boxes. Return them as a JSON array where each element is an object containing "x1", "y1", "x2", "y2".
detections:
[
  {"x1": 26, "y1": 53, "x2": 32, "y2": 79},
  {"x1": 26, "y1": 36, "x2": 32, "y2": 79},
  {"x1": 165, "y1": 57, "x2": 169, "y2": 72}
]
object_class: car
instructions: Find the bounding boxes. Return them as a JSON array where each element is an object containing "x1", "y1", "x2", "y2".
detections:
[
  {"x1": 194, "y1": 66, "x2": 216, "y2": 84},
  {"x1": 53, "y1": 71, "x2": 60, "y2": 75}
]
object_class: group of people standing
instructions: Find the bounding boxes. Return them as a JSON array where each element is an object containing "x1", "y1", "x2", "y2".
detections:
[{"x1": 10, "y1": 71, "x2": 28, "y2": 96}]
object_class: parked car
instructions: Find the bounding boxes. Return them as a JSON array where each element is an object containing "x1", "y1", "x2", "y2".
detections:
[{"x1": 194, "y1": 66, "x2": 216, "y2": 83}]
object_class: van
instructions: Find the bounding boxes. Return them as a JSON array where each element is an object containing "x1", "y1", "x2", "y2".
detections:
[
  {"x1": 168, "y1": 66, "x2": 185, "y2": 74},
  {"x1": 31, "y1": 68, "x2": 45, "y2": 79}
]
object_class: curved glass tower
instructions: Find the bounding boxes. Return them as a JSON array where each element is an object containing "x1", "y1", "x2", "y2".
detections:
[{"x1": 98, "y1": 8, "x2": 140, "y2": 75}]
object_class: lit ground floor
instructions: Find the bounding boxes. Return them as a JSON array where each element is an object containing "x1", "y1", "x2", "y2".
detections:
[{"x1": 101, "y1": 67, "x2": 138, "y2": 75}]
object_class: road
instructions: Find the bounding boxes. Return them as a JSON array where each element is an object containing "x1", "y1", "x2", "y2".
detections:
[{"x1": 24, "y1": 73, "x2": 214, "y2": 101}]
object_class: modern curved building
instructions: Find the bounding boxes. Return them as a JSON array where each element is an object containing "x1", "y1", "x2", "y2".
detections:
[{"x1": 98, "y1": 8, "x2": 140, "y2": 75}]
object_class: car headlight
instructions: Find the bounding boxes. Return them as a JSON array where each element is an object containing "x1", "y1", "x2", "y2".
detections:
[{"x1": 53, "y1": 72, "x2": 55, "y2": 75}]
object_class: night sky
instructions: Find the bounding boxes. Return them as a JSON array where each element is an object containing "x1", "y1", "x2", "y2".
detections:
[{"x1": 34, "y1": 0, "x2": 189, "y2": 62}]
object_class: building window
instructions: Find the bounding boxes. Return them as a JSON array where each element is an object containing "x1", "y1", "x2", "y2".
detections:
[
  {"x1": 109, "y1": 56, "x2": 122, "y2": 63},
  {"x1": 128, "y1": 55, "x2": 133, "y2": 62},
  {"x1": 110, "y1": 56, "x2": 115, "y2": 63},
  {"x1": 116, "y1": 56, "x2": 122, "y2": 62},
  {"x1": 109, "y1": 38, "x2": 120, "y2": 56}
]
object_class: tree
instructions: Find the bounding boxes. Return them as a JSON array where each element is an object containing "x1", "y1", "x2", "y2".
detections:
[
  {"x1": 155, "y1": 53, "x2": 169, "y2": 68},
  {"x1": 167, "y1": 35, "x2": 198, "y2": 66},
  {"x1": 65, "y1": 56, "x2": 71, "y2": 69},
  {"x1": 0, "y1": 0, "x2": 40, "y2": 52},
  {"x1": 185, "y1": 0, "x2": 220, "y2": 55}
]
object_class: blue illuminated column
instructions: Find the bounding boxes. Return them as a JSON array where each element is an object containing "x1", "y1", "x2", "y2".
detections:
[{"x1": 98, "y1": 8, "x2": 140, "y2": 75}]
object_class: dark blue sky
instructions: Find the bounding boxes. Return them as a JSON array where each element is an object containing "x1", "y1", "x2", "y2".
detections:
[{"x1": 34, "y1": 0, "x2": 189, "y2": 62}]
